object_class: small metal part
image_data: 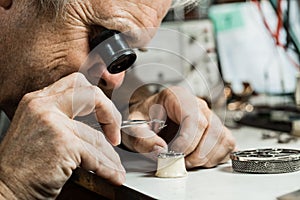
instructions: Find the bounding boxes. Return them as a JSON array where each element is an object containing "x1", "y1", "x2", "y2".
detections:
[
  {"x1": 230, "y1": 148, "x2": 300, "y2": 174},
  {"x1": 89, "y1": 29, "x2": 136, "y2": 74},
  {"x1": 155, "y1": 151, "x2": 187, "y2": 178},
  {"x1": 121, "y1": 119, "x2": 166, "y2": 130},
  {"x1": 261, "y1": 131, "x2": 298, "y2": 144},
  {"x1": 157, "y1": 151, "x2": 184, "y2": 159},
  {"x1": 83, "y1": 119, "x2": 166, "y2": 131},
  {"x1": 261, "y1": 131, "x2": 279, "y2": 140},
  {"x1": 277, "y1": 133, "x2": 298, "y2": 144}
]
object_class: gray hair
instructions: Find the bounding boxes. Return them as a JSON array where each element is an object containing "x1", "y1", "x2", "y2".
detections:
[{"x1": 36, "y1": 0, "x2": 69, "y2": 16}]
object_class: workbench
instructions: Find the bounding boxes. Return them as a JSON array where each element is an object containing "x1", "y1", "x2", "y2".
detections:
[{"x1": 64, "y1": 126, "x2": 300, "y2": 200}]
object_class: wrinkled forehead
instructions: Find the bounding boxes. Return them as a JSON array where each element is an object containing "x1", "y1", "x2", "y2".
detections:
[{"x1": 35, "y1": 0, "x2": 199, "y2": 16}]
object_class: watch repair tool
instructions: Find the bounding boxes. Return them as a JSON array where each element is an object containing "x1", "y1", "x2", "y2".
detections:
[
  {"x1": 84, "y1": 119, "x2": 166, "y2": 131},
  {"x1": 121, "y1": 119, "x2": 166, "y2": 130},
  {"x1": 230, "y1": 148, "x2": 300, "y2": 174},
  {"x1": 155, "y1": 151, "x2": 187, "y2": 178},
  {"x1": 89, "y1": 29, "x2": 137, "y2": 74}
]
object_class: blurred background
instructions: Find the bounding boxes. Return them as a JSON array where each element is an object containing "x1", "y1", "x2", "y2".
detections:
[{"x1": 130, "y1": 0, "x2": 300, "y2": 135}]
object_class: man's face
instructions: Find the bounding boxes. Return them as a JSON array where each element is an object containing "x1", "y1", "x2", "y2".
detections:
[{"x1": 0, "y1": 0, "x2": 172, "y2": 108}]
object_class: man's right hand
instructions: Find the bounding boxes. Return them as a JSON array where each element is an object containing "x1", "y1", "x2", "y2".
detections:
[{"x1": 0, "y1": 73, "x2": 125, "y2": 199}]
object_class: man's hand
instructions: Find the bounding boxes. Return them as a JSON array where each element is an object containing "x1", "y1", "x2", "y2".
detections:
[
  {"x1": 122, "y1": 86, "x2": 236, "y2": 168},
  {"x1": 0, "y1": 73, "x2": 125, "y2": 199}
]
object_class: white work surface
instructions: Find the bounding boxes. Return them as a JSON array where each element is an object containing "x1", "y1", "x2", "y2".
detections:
[{"x1": 123, "y1": 126, "x2": 300, "y2": 200}]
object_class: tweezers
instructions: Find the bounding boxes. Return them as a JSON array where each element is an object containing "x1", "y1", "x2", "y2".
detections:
[
  {"x1": 121, "y1": 119, "x2": 166, "y2": 129},
  {"x1": 83, "y1": 119, "x2": 166, "y2": 130}
]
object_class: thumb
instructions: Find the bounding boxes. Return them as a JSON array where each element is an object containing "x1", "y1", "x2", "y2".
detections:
[{"x1": 122, "y1": 126, "x2": 168, "y2": 159}]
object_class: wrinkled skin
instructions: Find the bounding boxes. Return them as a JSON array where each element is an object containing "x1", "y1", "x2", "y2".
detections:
[
  {"x1": 123, "y1": 86, "x2": 236, "y2": 168},
  {"x1": 0, "y1": 0, "x2": 236, "y2": 199},
  {"x1": 0, "y1": 0, "x2": 172, "y2": 199},
  {"x1": 0, "y1": 73, "x2": 125, "y2": 199},
  {"x1": 0, "y1": 0, "x2": 172, "y2": 116}
]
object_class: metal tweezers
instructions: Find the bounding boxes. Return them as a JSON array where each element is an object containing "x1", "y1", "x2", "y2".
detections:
[
  {"x1": 121, "y1": 119, "x2": 166, "y2": 130},
  {"x1": 83, "y1": 119, "x2": 166, "y2": 130}
]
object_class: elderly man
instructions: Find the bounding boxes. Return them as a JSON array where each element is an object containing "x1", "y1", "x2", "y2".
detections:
[{"x1": 0, "y1": 0, "x2": 236, "y2": 199}]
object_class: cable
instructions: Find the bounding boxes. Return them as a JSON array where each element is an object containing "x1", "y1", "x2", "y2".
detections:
[
  {"x1": 252, "y1": 0, "x2": 284, "y2": 47},
  {"x1": 252, "y1": 0, "x2": 300, "y2": 70},
  {"x1": 275, "y1": 0, "x2": 282, "y2": 46},
  {"x1": 285, "y1": 0, "x2": 291, "y2": 48}
]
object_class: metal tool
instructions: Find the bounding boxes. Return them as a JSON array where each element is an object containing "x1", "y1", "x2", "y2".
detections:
[
  {"x1": 85, "y1": 119, "x2": 166, "y2": 131},
  {"x1": 89, "y1": 29, "x2": 137, "y2": 74},
  {"x1": 121, "y1": 119, "x2": 166, "y2": 130},
  {"x1": 230, "y1": 148, "x2": 300, "y2": 174}
]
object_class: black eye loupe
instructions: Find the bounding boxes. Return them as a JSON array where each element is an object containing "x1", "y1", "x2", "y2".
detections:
[{"x1": 89, "y1": 29, "x2": 137, "y2": 74}]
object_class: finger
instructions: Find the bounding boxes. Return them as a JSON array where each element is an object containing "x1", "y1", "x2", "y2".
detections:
[
  {"x1": 160, "y1": 89, "x2": 209, "y2": 155},
  {"x1": 78, "y1": 139, "x2": 125, "y2": 185},
  {"x1": 122, "y1": 126, "x2": 168, "y2": 159},
  {"x1": 220, "y1": 146, "x2": 237, "y2": 164},
  {"x1": 55, "y1": 86, "x2": 121, "y2": 145},
  {"x1": 69, "y1": 119, "x2": 126, "y2": 184},
  {"x1": 148, "y1": 104, "x2": 168, "y2": 133},
  {"x1": 185, "y1": 123, "x2": 236, "y2": 169},
  {"x1": 170, "y1": 112, "x2": 207, "y2": 156},
  {"x1": 72, "y1": 120, "x2": 122, "y2": 163}
]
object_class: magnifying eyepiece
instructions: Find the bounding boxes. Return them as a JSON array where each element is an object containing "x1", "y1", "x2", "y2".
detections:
[{"x1": 89, "y1": 29, "x2": 137, "y2": 74}]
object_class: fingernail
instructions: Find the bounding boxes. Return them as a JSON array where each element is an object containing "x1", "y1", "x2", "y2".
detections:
[
  {"x1": 111, "y1": 134, "x2": 121, "y2": 146},
  {"x1": 148, "y1": 145, "x2": 168, "y2": 161},
  {"x1": 152, "y1": 145, "x2": 168, "y2": 153},
  {"x1": 116, "y1": 135, "x2": 121, "y2": 146}
]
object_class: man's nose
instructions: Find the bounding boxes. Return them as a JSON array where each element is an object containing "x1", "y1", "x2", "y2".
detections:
[{"x1": 99, "y1": 70, "x2": 125, "y2": 90}]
